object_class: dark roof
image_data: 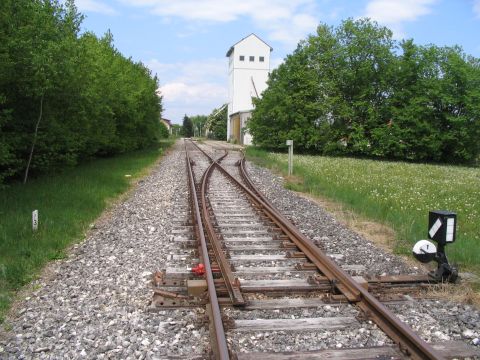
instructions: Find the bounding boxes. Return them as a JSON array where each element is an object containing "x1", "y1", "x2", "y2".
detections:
[
  {"x1": 226, "y1": 33, "x2": 273, "y2": 57},
  {"x1": 161, "y1": 118, "x2": 172, "y2": 126}
]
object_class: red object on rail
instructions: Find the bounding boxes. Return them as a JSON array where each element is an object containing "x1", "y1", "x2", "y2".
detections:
[{"x1": 191, "y1": 263, "x2": 205, "y2": 276}]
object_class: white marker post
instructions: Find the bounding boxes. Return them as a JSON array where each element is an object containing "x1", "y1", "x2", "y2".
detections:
[
  {"x1": 32, "y1": 210, "x2": 38, "y2": 231},
  {"x1": 286, "y1": 140, "x2": 293, "y2": 176}
]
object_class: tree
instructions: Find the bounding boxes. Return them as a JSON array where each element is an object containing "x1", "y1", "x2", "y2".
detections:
[
  {"x1": 248, "y1": 45, "x2": 321, "y2": 150},
  {"x1": 206, "y1": 105, "x2": 227, "y2": 140},
  {"x1": 372, "y1": 42, "x2": 480, "y2": 162},
  {"x1": 249, "y1": 21, "x2": 358, "y2": 151},
  {"x1": 248, "y1": 18, "x2": 480, "y2": 163},
  {"x1": 171, "y1": 124, "x2": 182, "y2": 137},
  {"x1": 0, "y1": 0, "x2": 163, "y2": 184},
  {"x1": 182, "y1": 115, "x2": 194, "y2": 137},
  {"x1": 190, "y1": 115, "x2": 208, "y2": 137}
]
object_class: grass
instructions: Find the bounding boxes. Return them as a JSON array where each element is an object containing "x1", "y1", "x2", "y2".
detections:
[
  {"x1": 0, "y1": 139, "x2": 174, "y2": 322},
  {"x1": 246, "y1": 147, "x2": 480, "y2": 278}
]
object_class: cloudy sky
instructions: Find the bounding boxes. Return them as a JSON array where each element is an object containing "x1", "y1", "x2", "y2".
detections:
[{"x1": 76, "y1": 0, "x2": 480, "y2": 123}]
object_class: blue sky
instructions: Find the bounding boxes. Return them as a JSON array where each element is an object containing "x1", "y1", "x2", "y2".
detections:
[{"x1": 75, "y1": 0, "x2": 480, "y2": 124}]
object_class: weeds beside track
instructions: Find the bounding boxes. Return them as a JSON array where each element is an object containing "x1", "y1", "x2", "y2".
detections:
[
  {"x1": 0, "y1": 140, "x2": 174, "y2": 323},
  {"x1": 245, "y1": 147, "x2": 480, "y2": 278}
]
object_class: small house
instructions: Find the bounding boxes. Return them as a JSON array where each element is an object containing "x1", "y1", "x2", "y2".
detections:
[{"x1": 160, "y1": 118, "x2": 172, "y2": 134}]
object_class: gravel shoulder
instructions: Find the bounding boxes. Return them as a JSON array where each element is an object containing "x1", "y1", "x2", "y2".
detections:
[{"x1": 0, "y1": 140, "x2": 209, "y2": 359}]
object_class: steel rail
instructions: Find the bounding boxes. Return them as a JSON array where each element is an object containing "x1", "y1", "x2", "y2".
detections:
[
  {"x1": 183, "y1": 141, "x2": 230, "y2": 360},
  {"x1": 186, "y1": 140, "x2": 244, "y2": 305},
  {"x1": 200, "y1": 159, "x2": 246, "y2": 305},
  {"x1": 192, "y1": 142, "x2": 362, "y2": 299},
  {"x1": 188, "y1": 141, "x2": 442, "y2": 360},
  {"x1": 237, "y1": 156, "x2": 443, "y2": 360}
]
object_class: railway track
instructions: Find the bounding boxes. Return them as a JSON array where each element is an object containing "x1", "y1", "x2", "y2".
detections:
[{"x1": 151, "y1": 139, "x2": 478, "y2": 360}]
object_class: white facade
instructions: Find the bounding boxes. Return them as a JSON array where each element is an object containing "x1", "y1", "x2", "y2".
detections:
[{"x1": 226, "y1": 34, "x2": 271, "y2": 145}]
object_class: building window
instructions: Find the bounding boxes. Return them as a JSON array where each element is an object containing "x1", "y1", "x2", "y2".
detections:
[
  {"x1": 249, "y1": 56, "x2": 254, "y2": 62},
  {"x1": 259, "y1": 56, "x2": 265, "y2": 62},
  {"x1": 239, "y1": 55, "x2": 245, "y2": 61}
]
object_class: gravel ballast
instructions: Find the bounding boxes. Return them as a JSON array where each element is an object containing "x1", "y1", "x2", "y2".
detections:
[
  {"x1": 0, "y1": 141, "x2": 209, "y2": 359},
  {"x1": 1, "y1": 141, "x2": 479, "y2": 359},
  {"x1": 245, "y1": 160, "x2": 480, "y2": 352}
]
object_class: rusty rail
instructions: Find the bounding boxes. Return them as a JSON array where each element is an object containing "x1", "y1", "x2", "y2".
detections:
[
  {"x1": 237, "y1": 157, "x2": 443, "y2": 360},
  {"x1": 200, "y1": 161, "x2": 245, "y2": 305},
  {"x1": 184, "y1": 141, "x2": 230, "y2": 360},
  {"x1": 188, "y1": 140, "x2": 442, "y2": 360},
  {"x1": 188, "y1": 141, "x2": 245, "y2": 305}
]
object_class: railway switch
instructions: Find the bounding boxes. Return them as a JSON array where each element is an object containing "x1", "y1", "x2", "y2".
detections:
[{"x1": 412, "y1": 210, "x2": 458, "y2": 283}]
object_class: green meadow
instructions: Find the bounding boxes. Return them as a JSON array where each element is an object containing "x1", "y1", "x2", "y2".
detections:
[
  {"x1": 0, "y1": 140, "x2": 173, "y2": 322},
  {"x1": 246, "y1": 147, "x2": 480, "y2": 276}
]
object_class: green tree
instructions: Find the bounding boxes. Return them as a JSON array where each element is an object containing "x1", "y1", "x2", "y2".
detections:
[
  {"x1": 171, "y1": 124, "x2": 182, "y2": 137},
  {"x1": 182, "y1": 115, "x2": 194, "y2": 137},
  {"x1": 206, "y1": 105, "x2": 227, "y2": 140},
  {"x1": 249, "y1": 19, "x2": 395, "y2": 153},
  {"x1": 248, "y1": 18, "x2": 480, "y2": 163},
  {"x1": 0, "y1": 0, "x2": 85, "y2": 183},
  {"x1": 190, "y1": 115, "x2": 208, "y2": 137},
  {"x1": 248, "y1": 50, "x2": 313, "y2": 149},
  {"x1": 370, "y1": 41, "x2": 480, "y2": 162},
  {"x1": 0, "y1": 0, "x2": 163, "y2": 184}
]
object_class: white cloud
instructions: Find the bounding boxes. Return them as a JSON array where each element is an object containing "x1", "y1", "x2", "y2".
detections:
[
  {"x1": 267, "y1": 13, "x2": 319, "y2": 46},
  {"x1": 120, "y1": 0, "x2": 310, "y2": 22},
  {"x1": 147, "y1": 58, "x2": 226, "y2": 84},
  {"x1": 75, "y1": 0, "x2": 117, "y2": 15},
  {"x1": 363, "y1": 0, "x2": 436, "y2": 38},
  {"x1": 474, "y1": 0, "x2": 480, "y2": 18},
  {"x1": 118, "y1": 0, "x2": 319, "y2": 46},
  {"x1": 365, "y1": 0, "x2": 436, "y2": 24},
  {"x1": 160, "y1": 82, "x2": 225, "y2": 103},
  {"x1": 146, "y1": 58, "x2": 228, "y2": 122}
]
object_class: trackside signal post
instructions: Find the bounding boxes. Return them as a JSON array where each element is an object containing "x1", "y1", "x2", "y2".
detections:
[
  {"x1": 428, "y1": 210, "x2": 458, "y2": 282},
  {"x1": 412, "y1": 210, "x2": 458, "y2": 282}
]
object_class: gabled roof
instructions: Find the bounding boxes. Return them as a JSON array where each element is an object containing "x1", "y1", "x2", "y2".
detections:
[{"x1": 226, "y1": 33, "x2": 273, "y2": 57}]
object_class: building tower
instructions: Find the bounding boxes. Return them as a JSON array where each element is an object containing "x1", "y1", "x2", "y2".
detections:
[{"x1": 226, "y1": 34, "x2": 272, "y2": 145}]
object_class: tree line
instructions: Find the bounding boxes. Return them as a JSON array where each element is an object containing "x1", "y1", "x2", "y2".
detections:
[
  {"x1": 206, "y1": 104, "x2": 227, "y2": 140},
  {"x1": 0, "y1": 0, "x2": 163, "y2": 185},
  {"x1": 248, "y1": 19, "x2": 480, "y2": 164},
  {"x1": 180, "y1": 106, "x2": 227, "y2": 140}
]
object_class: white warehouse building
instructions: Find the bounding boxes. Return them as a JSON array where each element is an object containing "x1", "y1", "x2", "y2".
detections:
[{"x1": 226, "y1": 34, "x2": 272, "y2": 145}]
